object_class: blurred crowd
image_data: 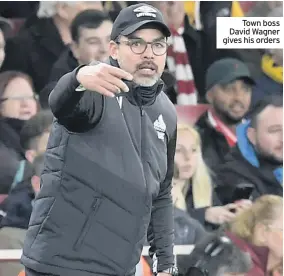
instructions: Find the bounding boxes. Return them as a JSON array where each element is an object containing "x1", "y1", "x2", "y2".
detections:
[{"x1": 0, "y1": 1, "x2": 282, "y2": 276}]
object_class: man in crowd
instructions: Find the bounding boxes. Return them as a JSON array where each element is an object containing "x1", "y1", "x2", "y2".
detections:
[
  {"x1": 40, "y1": 9, "x2": 113, "y2": 108},
  {"x1": 22, "y1": 4, "x2": 177, "y2": 276},
  {"x1": 51, "y1": 9, "x2": 112, "y2": 80},
  {"x1": 216, "y1": 95, "x2": 283, "y2": 204},
  {"x1": 1, "y1": 1, "x2": 103, "y2": 92},
  {"x1": 196, "y1": 58, "x2": 255, "y2": 171},
  {"x1": 0, "y1": 154, "x2": 44, "y2": 276}
]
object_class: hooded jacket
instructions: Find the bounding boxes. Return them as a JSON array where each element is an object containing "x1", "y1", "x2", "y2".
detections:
[
  {"x1": 21, "y1": 59, "x2": 177, "y2": 276},
  {"x1": 216, "y1": 121, "x2": 283, "y2": 204}
]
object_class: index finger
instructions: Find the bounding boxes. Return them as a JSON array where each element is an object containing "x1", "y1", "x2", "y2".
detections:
[{"x1": 107, "y1": 66, "x2": 133, "y2": 80}]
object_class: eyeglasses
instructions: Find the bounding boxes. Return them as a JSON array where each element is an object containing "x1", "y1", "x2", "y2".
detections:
[
  {"x1": 0, "y1": 95, "x2": 38, "y2": 103},
  {"x1": 116, "y1": 38, "x2": 168, "y2": 56}
]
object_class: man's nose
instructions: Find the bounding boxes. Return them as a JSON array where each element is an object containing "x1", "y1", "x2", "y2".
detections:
[{"x1": 141, "y1": 44, "x2": 154, "y2": 59}]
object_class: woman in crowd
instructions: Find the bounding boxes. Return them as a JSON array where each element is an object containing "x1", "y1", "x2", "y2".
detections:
[
  {"x1": 0, "y1": 70, "x2": 38, "y2": 156},
  {"x1": 173, "y1": 124, "x2": 250, "y2": 230},
  {"x1": 0, "y1": 70, "x2": 38, "y2": 120},
  {"x1": 225, "y1": 195, "x2": 283, "y2": 276},
  {"x1": 0, "y1": 71, "x2": 38, "y2": 193}
]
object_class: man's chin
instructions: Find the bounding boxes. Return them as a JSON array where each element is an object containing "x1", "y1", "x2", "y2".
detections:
[{"x1": 134, "y1": 76, "x2": 159, "y2": 87}]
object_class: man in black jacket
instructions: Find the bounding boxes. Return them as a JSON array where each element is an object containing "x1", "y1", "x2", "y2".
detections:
[
  {"x1": 22, "y1": 4, "x2": 177, "y2": 276},
  {"x1": 40, "y1": 10, "x2": 113, "y2": 108},
  {"x1": 195, "y1": 58, "x2": 254, "y2": 171},
  {"x1": 216, "y1": 95, "x2": 283, "y2": 204}
]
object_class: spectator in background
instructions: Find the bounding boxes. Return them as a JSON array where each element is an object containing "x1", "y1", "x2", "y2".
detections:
[
  {"x1": 196, "y1": 58, "x2": 254, "y2": 171},
  {"x1": 0, "y1": 154, "x2": 44, "y2": 276},
  {"x1": 182, "y1": 233, "x2": 251, "y2": 276},
  {"x1": 51, "y1": 9, "x2": 112, "y2": 81},
  {"x1": 1, "y1": 1, "x2": 104, "y2": 93},
  {"x1": 40, "y1": 10, "x2": 113, "y2": 108},
  {"x1": 0, "y1": 17, "x2": 12, "y2": 68},
  {"x1": 225, "y1": 195, "x2": 283, "y2": 276},
  {"x1": 173, "y1": 124, "x2": 250, "y2": 231},
  {"x1": 216, "y1": 96, "x2": 283, "y2": 204},
  {"x1": 0, "y1": 71, "x2": 38, "y2": 121},
  {"x1": 0, "y1": 71, "x2": 38, "y2": 164}
]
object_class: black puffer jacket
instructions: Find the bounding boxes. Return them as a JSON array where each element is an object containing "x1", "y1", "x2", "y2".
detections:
[{"x1": 21, "y1": 59, "x2": 177, "y2": 276}]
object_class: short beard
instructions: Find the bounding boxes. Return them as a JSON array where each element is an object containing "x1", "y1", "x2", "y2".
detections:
[
  {"x1": 255, "y1": 142, "x2": 283, "y2": 165},
  {"x1": 133, "y1": 74, "x2": 159, "y2": 87},
  {"x1": 214, "y1": 108, "x2": 244, "y2": 125},
  {"x1": 213, "y1": 103, "x2": 245, "y2": 125}
]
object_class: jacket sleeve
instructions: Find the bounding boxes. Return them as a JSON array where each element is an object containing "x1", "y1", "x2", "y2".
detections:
[
  {"x1": 48, "y1": 66, "x2": 103, "y2": 132},
  {"x1": 147, "y1": 127, "x2": 176, "y2": 272}
]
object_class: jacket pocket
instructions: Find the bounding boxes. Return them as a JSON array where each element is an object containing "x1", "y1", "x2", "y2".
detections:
[{"x1": 73, "y1": 197, "x2": 102, "y2": 251}]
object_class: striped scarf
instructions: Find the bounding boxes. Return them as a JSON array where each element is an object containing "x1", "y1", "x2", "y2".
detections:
[{"x1": 167, "y1": 25, "x2": 198, "y2": 105}]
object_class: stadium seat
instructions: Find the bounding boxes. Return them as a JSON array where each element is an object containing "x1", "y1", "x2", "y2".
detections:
[
  {"x1": 0, "y1": 194, "x2": 8, "y2": 204},
  {"x1": 176, "y1": 104, "x2": 209, "y2": 125}
]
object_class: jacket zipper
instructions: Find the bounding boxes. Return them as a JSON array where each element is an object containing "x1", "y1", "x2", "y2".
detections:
[{"x1": 73, "y1": 197, "x2": 101, "y2": 251}]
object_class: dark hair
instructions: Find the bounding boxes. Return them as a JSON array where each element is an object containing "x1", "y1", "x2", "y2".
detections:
[
  {"x1": 70, "y1": 9, "x2": 112, "y2": 42},
  {"x1": 33, "y1": 154, "x2": 45, "y2": 177},
  {"x1": 185, "y1": 233, "x2": 251, "y2": 276},
  {"x1": 0, "y1": 70, "x2": 35, "y2": 100},
  {"x1": 250, "y1": 95, "x2": 283, "y2": 127},
  {"x1": 20, "y1": 109, "x2": 53, "y2": 151}
]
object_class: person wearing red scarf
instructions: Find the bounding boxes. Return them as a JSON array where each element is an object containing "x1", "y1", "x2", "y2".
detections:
[{"x1": 195, "y1": 58, "x2": 255, "y2": 171}]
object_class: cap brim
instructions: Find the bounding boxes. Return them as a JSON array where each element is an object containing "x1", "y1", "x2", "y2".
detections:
[
  {"x1": 218, "y1": 74, "x2": 255, "y2": 86},
  {"x1": 120, "y1": 20, "x2": 171, "y2": 38}
]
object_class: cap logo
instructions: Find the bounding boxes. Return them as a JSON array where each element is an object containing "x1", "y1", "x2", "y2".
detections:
[{"x1": 133, "y1": 5, "x2": 157, "y2": 18}]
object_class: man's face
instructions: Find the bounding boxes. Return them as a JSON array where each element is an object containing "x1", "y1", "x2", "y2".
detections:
[
  {"x1": 0, "y1": 29, "x2": 5, "y2": 69},
  {"x1": 208, "y1": 79, "x2": 252, "y2": 124},
  {"x1": 110, "y1": 28, "x2": 167, "y2": 87},
  {"x1": 248, "y1": 106, "x2": 283, "y2": 163},
  {"x1": 71, "y1": 20, "x2": 112, "y2": 64}
]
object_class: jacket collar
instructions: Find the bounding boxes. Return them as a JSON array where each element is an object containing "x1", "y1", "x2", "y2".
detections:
[{"x1": 108, "y1": 57, "x2": 164, "y2": 107}]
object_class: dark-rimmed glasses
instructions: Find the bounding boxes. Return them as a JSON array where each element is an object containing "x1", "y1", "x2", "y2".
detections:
[{"x1": 116, "y1": 38, "x2": 168, "y2": 56}]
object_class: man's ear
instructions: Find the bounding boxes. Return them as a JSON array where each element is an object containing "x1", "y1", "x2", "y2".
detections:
[
  {"x1": 206, "y1": 89, "x2": 213, "y2": 104},
  {"x1": 247, "y1": 126, "x2": 256, "y2": 146},
  {"x1": 70, "y1": 42, "x2": 80, "y2": 61},
  {"x1": 109, "y1": 41, "x2": 119, "y2": 60}
]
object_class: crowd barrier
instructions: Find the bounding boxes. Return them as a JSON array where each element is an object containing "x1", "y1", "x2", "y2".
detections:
[{"x1": 0, "y1": 245, "x2": 194, "y2": 262}]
